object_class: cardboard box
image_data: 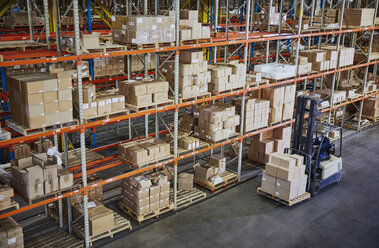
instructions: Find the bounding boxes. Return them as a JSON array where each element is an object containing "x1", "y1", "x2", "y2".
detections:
[
  {"x1": 44, "y1": 177, "x2": 59, "y2": 194},
  {"x1": 178, "y1": 173, "x2": 194, "y2": 191},
  {"x1": 0, "y1": 217, "x2": 24, "y2": 248},
  {"x1": 0, "y1": 197, "x2": 11, "y2": 209},
  {"x1": 57, "y1": 169, "x2": 73, "y2": 189},
  {"x1": 193, "y1": 163, "x2": 218, "y2": 181},
  {"x1": 261, "y1": 180, "x2": 276, "y2": 195},
  {"x1": 265, "y1": 163, "x2": 278, "y2": 177},
  {"x1": 75, "y1": 203, "x2": 115, "y2": 236},
  {"x1": 0, "y1": 185, "x2": 14, "y2": 199},
  {"x1": 276, "y1": 166, "x2": 298, "y2": 181},
  {"x1": 43, "y1": 91, "x2": 58, "y2": 103}
]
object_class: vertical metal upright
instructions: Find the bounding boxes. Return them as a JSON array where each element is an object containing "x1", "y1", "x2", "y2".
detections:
[
  {"x1": 317, "y1": 0, "x2": 326, "y2": 49},
  {"x1": 276, "y1": 0, "x2": 283, "y2": 63},
  {"x1": 294, "y1": 0, "x2": 304, "y2": 76},
  {"x1": 126, "y1": 0, "x2": 133, "y2": 141},
  {"x1": 73, "y1": 0, "x2": 90, "y2": 246},
  {"x1": 238, "y1": 0, "x2": 251, "y2": 182},
  {"x1": 328, "y1": 0, "x2": 345, "y2": 123},
  {"x1": 224, "y1": 0, "x2": 229, "y2": 62},
  {"x1": 173, "y1": 0, "x2": 180, "y2": 209},
  {"x1": 214, "y1": 0, "x2": 219, "y2": 64},
  {"x1": 144, "y1": 0, "x2": 149, "y2": 139},
  {"x1": 26, "y1": 0, "x2": 34, "y2": 41},
  {"x1": 88, "y1": 0, "x2": 94, "y2": 80},
  {"x1": 53, "y1": 0, "x2": 62, "y2": 57},
  {"x1": 43, "y1": 0, "x2": 51, "y2": 48},
  {"x1": 265, "y1": 0, "x2": 273, "y2": 63},
  {"x1": 357, "y1": 0, "x2": 378, "y2": 130}
]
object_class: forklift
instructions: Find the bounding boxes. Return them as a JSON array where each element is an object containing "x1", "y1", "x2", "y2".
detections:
[{"x1": 289, "y1": 95, "x2": 342, "y2": 195}]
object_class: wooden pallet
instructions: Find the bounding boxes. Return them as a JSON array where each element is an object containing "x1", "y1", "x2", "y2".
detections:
[
  {"x1": 267, "y1": 76, "x2": 296, "y2": 83},
  {"x1": 347, "y1": 93, "x2": 364, "y2": 101},
  {"x1": 83, "y1": 109, "x2": 129, "y2": 124},
  {"x1": 83, "y1": 42, "x2": 127, "y2": 53},
  {"x1": 0, "y1": 40, "x2": 48, "y2": 51},
  {"x1": 18, "y1": 184, "x2": 77, "y2": 205},
  {"x1": 63, "y1": 148, "x2": 104, "y2": 168},
  {"x1": 0, "y1": 200, "x2": 19, "y2": 212},
  {"x1": 118, "y1": 154, "x2": 174, "y2": 169},
  {"x1": 129, "y1": 42, "x2": 176, "y2": 50},
  {"x1": 246, "y1": 79, "x2": 270, "y2": 88},
  {"x1": 119, "y1": 202, "x2": 174, "y2": 224},
  {"x1": 179, "y1": 37, "x2": 213, "y2": 46},
  {"x1": 268, "y1": 119, "x2": 293, "y2": 127},
  {"x1": 5, "y1": 119, "x2": 79, "y2": 136},
  {"x1": 344, "y1": 119, "x2": 372, "y2": 130},
  {"x1": 257, "y1": 187, "x2": 311, "y2": 206},
  {"x1": 211, "y1": 87, "x2": 244, "y2": 95},
  {"x1": 198, "y1": 132, "x2": 239, "y2": 145},
  {"x1": 125, "y1": 99, "x2": 174, "y2": 112},
  {"x1": 194, "y1": 171, "x2": 239, "y2": 194},
  {"x1": 25, "y1": 230, "x2": 83, "y2": 248},
  {"x1": 361, "y1": 115, "x2": 379, "y2": 123},
  {"x1": 94, "y1": 73, "x2": 124, "y2": 80},
  {"x1": 175, "y1": 140, "x2": 209, "y2": 156},
  {"x1": 177, "y1": 92, "x2": 212, "y2": 104},
  {"x1": 169, "y1": 188, "x2": 207, "y2": 209},
  {"x1": 73, "y1": 213, "x2": 132, "y2": 247}
]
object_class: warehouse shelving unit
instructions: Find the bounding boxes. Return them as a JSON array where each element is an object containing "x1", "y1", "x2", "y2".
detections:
[{"x1": 0, "y1": 0, "x2": 378, "y2": 247}]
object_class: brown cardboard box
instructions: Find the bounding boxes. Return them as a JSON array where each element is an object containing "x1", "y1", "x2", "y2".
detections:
[
  {"x1": 74, "y1": 83, "x2": 96, "y2": 103},
  {"x1": 153, "y1": 92, "x2": 168, "y2": 102},
  {"x1": 43, "y1": 91, "x2": 58, "y2": 103},
  {"x1": 262, "y1": 171, "x2": 276, "y2": 185},
  {"x1": 178, "y1": 173, "x2": 194, "y2": 191},
  {"x1": 0, "y1": 197, "x2": 11, "y2": 209},
  {"x1": 274, "y1": 186, "x2": 297, "y2": 201},
  {"x1": 58, "y1": 89, "x2": 72, "y2": 101},
  {"x1": 59, "y1": 100, "x2": 73, "y2": 112},
  {"x1": 276, "y1": 177, "x2": 299, "y2": 192},
  {"x1": 0, "y1": 185, "x2": 14, "y2": 199},
  {"x1": 44, "y1": 102, "x2": 59, "y2": 115},
  {"x1": 129, "y1": 94, "x2": 152, "y2": 106},
  {"x1": 111, "y1": 95, "x2": 125, "y2": 112},
  {"x1": 261, "y1": 180, "x2": 276, "y2": 195},
  {"x1": 0, "y1": 217, "x2": 24, "y2": 248},
  {"x1": 58, "y1": 169, "x2": 73, "y2": 189},
  {"x1": 276, "y1": 166, "x2": 298, "y2": 181},
  {"x1": 44, "y1": 177, "x2": 59, "y2": 194},
  {"x1": 193, "y1": 163, "x2": 217, "y2": 181},
  {"x1": 265, "y1": 163, "x2": 278, "y2": 177},
  {"x1": 22, "y1": 93, "x2": 43, "y2": 106}
]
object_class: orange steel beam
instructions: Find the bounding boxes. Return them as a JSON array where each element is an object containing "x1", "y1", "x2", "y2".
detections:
[
  {"x1": 0, "y1": 27, "x2": 378, "y2": 67},
  {"x1": 0, "y1": 61, "x2": 378, "y2": 148}
]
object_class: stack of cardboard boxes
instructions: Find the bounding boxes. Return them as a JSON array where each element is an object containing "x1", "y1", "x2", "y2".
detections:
[
  {"x1": 112, "y1": 15, "x2": 175, "y2": 44},
  {"x1": 343, "y1": 8, "x2": 375, "y2": 27},
  {"x1": 93, "y1": 57, "x2": 125, "y2": 77},
  {"x1": 208, "y1": 62, "x2": 246, "y2": 93},
  {"x1": 193, "y1": 103, "x2": 240, "y2": 142},
  {"x1": 180, "y1": 111, "x2": 196, "y2": 133},
  {"x1": 178, "y1": 136, "x2": 200, "y2": 150},
  {"x1": 362, "y1": 95, "x2": 379, "y2": 118},
  {"x1": 121, "y1": 174, "x2": 170, "y2": 216},
  {"x1": 300, "y1": 47, "x2": 354, "y2": 71},
  {"x1": 61, "y1": 10, "x2": 84, "y2": 26},
  {"x1": 130, "y1": 54, "x2": 156, "y2": 72},
  {"x1": 315, "y1": 88, "x2": 347, "y2": 105},
  {"x1": 253, "y1": 5, "x2": 287, "y2": 29},
  {"x1": 0, "y1": 185, "x2": 14, "y2": 210},
  {"x1": 4, "y1": 11, "x2": 44, "y2": 28},
  {"x1": 12, "y1": 144, "x2": 31, "y2": 160},
  {"x1": 289, "y1": 55, "x2": 312, "y2": 75},
  {"x1": 74, "y1": 83, "x2": 125, "y2": 119},
  {"x1": 6, "y1": 64, "x2": 47, "y2": 76},
  {"x1": 246, "y1": 71, "x2": 262, "y2": 85},
  {"x1": 119, "y1": 79, "x2": 169, "y2": 106},
  {"x1": 11, "y1": 153, "x2": 73, "y2": 200},
  {"x1": 260, "y1": 84, "x2": 296, "y2": 123},
  {"x1": 164, "y1": 50, "x2": 210, "y2": 99},
  {"x1": 73, "y1": 200, "x2": 115, "y2": 236},
  {"x1": 33, "y1": 139, "x2": 53, "y2": 153},
  {"x1": 0, "y1": 216, "x2": 24, "y2": 248},
  {"x1": 176, "y1": 10, "x2": 211, "y2": 40},
  {"x1": 260, "y1": 153, "x2": 308, "y2": 201},
  {"x1": 7, "y1": 70, "x2": 73, "y2": 129},
  {"x1": 193, "y1": 155, "x2": 226, "y2": 182},
  {"x1": 313, "y1": 9, "x2": 340, "y2": 24},
  {"x1": 118, "y1": 138, "x2": 171, "y2": 167},
  {"x1": 248, "y1": 125, "x2": 292, "y2": 164},
  {"x1": 233, "y1": 96, "x2": 270, "y2": 133}
]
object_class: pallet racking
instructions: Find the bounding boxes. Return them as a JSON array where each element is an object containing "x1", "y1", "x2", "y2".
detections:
[{"x1": 0, "y1": 0, "x2": 378, "y2": 247}]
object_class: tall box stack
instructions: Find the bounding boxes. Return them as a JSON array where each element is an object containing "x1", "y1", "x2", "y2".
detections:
[
  {"x1": 0, "y1": 217, "x2": 24, "y2": 248},
  {"x1": 7, "y1": 71, "x2": 73, "y2": 129},
  {"x1": 112, "y1": 15, "x2": 175, "y2": 44},
  {"x1": 179, "y1": 10, "x2": 211, "y2": 40},
  {"x1": 291, "y1": 56, "x2": 312, "y2": 75},
  {"x1": 282, "y1": 84, "x2": 296, "y2": 121},
  {"x1": 248, "y1": 125, "x2": 291, "y2": 164},
  {"x1": 118, "y1": 138, "x2": 171, "y2": 167},
  {"x1": 121, "y1": 174, "x2": 170, "y2": 216},
  {"x1": 164, "y1": 50, "x2": 210, "y2": 99},
  {"x1": 119, "y1": 79, "x2": 169, "y2": 106},
  {"x1": 343, "y1": 8, "x2": 375, "y2": 27},
  {"x1": 233, "y1": 96, "x2": 270, "y2": 132},
  {"x1": 0, "y1": 185, "x2": 14, "y2": 210},
  {"x1": 261, "y1": 86, "x2": 284, "y2": 123},
  {"x1": 193, "y1": 103, "x2": 240, "y2": 142},
  {"x1": 73, "y1": 83, "x2": 98, "y2": 118},
  {"x1": 324, "y1": 46, "x2": 354, "y2": 68},
  {"x1": 208, "y1": 62, "x2": 246, "y2": 93},
  {"x1": 260, "y1": 153, "x2": 308, "y2": 201}
]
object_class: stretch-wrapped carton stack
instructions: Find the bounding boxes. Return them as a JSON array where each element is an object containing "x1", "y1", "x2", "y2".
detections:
[
  {"x1": 93, "y1": 57, "x2": 125, "y2": 77},
  {"x1": 193, "y1": 103, "x2": 240, "y2": 142},
  {"x1": 343, "y1": 8, "x2": 375, "y2": 27},
  {"x1": 0, "y1": 216, "x2": 24, "y2": 248},
  {"x1": 208, "y1": 62, "x2": 246, "y2": 93},
  {"x1": 248, "y1": 125, "x2": 291, "y2": 164},
  {"x1": 0, "y1": 185, "x2": 14, "y2": 210},
  {"x1": 164, "y1": 50, "x2": 210, "y2": 99},
  {"x1": 11, "y1": 153, "x2": 73, "y2": 200},
  {"x1": 118, "y1": 138, "x2": 171, "y2": 167},
  {"x1": 193, "y1": 155, "x2": 226, "y2": 182},
  {"x1": 7, "y1": 70, "x2": 73, "y2": 129},
  {"x1": 260, "y1": 153, "x2": 308, "y2": 201},
  {"x1": 112, "y1": 15, "x2": 175, "y2": 44},
  {"x1": 119, "y1": 78, "x2": 169, "y2": 106},
  {"x1": 233, "y1": 96, "x2": 270, "y2": 132},
  {"x1": 121, "y1": 174, "x2": 170, "y2": 215}
]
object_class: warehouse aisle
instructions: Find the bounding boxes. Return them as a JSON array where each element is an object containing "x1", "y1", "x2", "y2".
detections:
[{"x1": 105, "y1": 125, "x2": 379, "y2": 248}]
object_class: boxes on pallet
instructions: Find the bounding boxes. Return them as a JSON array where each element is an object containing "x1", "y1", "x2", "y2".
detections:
[
  {"x1": 118, "y1": 138, "x2": 171, "y2": 167},
  {"x1": 343, "y1": 8, "x2": 375, "y2": 27},
  {"x1": 119, "y1": 79, "x2": 169, "y2": 106},
  {"x1": 4, "y1": 11, "x2": 43, "y2": 28},
  {"x1": 192, "y1": 103, "x2": 239, "y2": 142},
  {"x1": 178, "y1": 136, "x2": 200, "y2": 150},
  {"x1": 260, "y1": 153, "x2": 308, "y2": 201},
  {"x1": 362, "y1": 95, "x2": 379, "y2": 118},
  {"x1": 193, "y1": 155, "x2": 226, "y2": 182},
  {"x1": 0, "y1": 216, "x2": 24, "y2": 248},
  {"x1": 180, "y1": 110, "x2": 197, "y2": 133},
  {"x1": 233, "y1": 96, "x2": 270, "y2": 132},
  {"x1": 93, "y1": 57, "x2": 125, "y2": 77},
  {"x1": 7, "y1": 71, "x2": 73, "y2": 129},
  {"x1": 208, "y1": 62, "x2": 246, "y2": 93},
  {"x1": 314, "y1": 88, "x2": 347, "y2": 105},
  {"x1": 0, "y1": 185, "x2": 14, "y2": 209},
  {"x1": 248, "y1": 125, "x2": 291, "y2": 164},
  {"x1": 163, "y1": 50, "x2": 210, "y2": 99},
  {"x1": 121, "y1": 174, "x2": 170, "y2": 215},
  {"x1": 175, "y1": 10, "x2": 210, "y2": 40},
  {"x1": 254, "y1": 63, "x2": 297, "y2": 80}
]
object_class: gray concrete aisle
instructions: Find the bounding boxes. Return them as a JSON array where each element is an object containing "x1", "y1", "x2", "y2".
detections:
[{"x1": 106, "y1": 125, "x2": 379, "y2": 248}]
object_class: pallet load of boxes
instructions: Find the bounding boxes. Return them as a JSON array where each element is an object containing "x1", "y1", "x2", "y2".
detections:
[
  {"x1": 259, "y1": 153, "x2": 308, "y2": 202},
  {"x1": 208, "y1": 62, "x2": 246, "y2": 94},
  {"x1": 7, "y1": 69, "x2": 74, "y2": 129},
  {"x1": 120, "y1": 173, "x2": 171, "y2": 221},
  {"x1": 0, "y1": 216, "x2": 24, "y2": 248}
]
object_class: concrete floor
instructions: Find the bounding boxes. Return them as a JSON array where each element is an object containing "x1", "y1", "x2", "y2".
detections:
[{"x1": 104, "y1": 124, "x2": 379, "y2": 248}]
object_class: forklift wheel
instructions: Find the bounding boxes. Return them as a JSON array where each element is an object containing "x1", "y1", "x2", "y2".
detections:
[{"x1": 310, "y1": 181, "x2": 320, "y2": 196}]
